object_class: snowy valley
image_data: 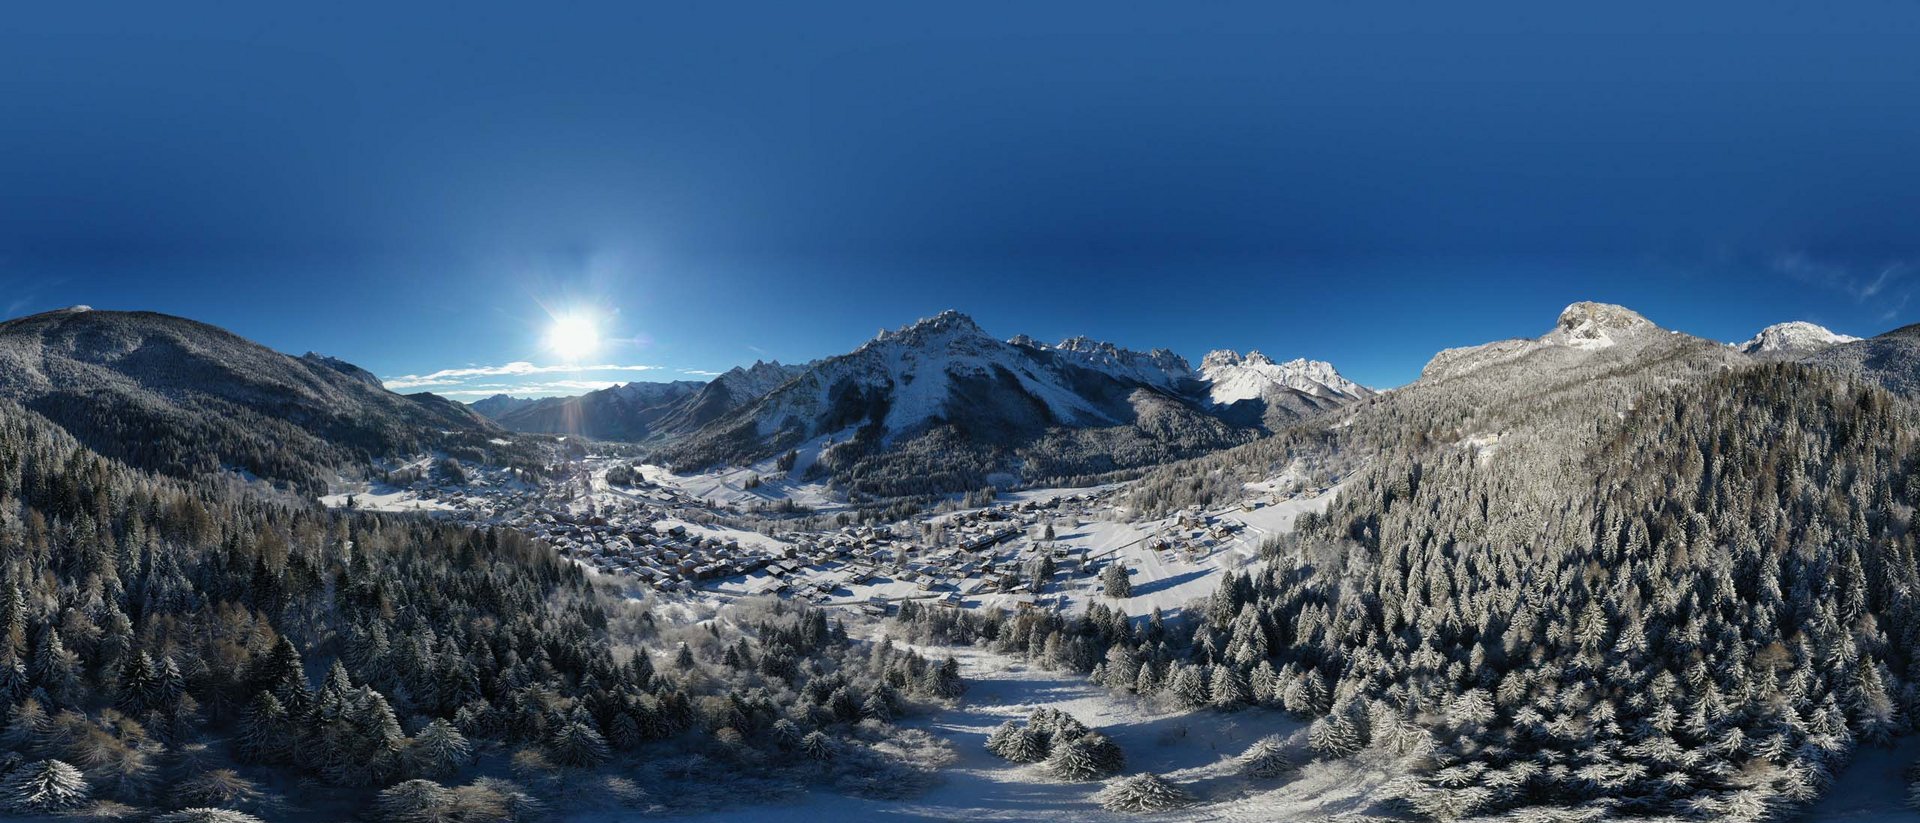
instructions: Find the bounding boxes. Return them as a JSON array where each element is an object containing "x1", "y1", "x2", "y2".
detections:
[{"x1": 3, "y1": 303, "x2": 1920, "y2": 823}]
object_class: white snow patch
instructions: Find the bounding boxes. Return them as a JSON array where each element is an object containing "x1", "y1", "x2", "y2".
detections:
[{"x1": 656, "y1": 640, "x2": 1403, "y2": 823}]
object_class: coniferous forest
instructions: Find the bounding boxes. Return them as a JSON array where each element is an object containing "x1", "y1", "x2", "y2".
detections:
[
  {"x1": 0, "y1": 398, "x2": 960, "y2": 820},
  {"x1": 893, "y1": 364, "x2": 1920, "y2": 821}
]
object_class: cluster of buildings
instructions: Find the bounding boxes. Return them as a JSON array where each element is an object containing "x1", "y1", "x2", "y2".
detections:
[
  {"x1": 364, "y1": 455, "x2": 1161, "y2": 611},
  {"x1": 1144, "y1": 506, "x2": 1246, "y2": 557}
]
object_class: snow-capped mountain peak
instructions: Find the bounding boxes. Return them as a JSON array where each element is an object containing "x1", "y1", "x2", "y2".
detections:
[
  {"x1": 1738, "y1": 321, "x2": 1858, "y2": 354},
  {"x1": 712, "y1": 360, "x2": 800, "y2": 398},
  {"x1": 870, "y1": 309, "x2": 987, "y2": 347},
  {"x1": 1014, "y1": 334, "x2": 1195, "y2": 388},
  {"x1": 1546, "y1": 302, "x2": 1656, "y2": 351},
  {"x1": 1200, "y1": 350, "x2": 1371, "y2": 405}
]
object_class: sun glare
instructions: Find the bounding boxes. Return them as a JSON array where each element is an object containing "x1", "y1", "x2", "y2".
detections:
[{"x1": 544, "y1": 313, "x2": 602, "y2": 363}]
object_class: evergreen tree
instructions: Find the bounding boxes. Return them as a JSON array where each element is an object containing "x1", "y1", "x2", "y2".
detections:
[
  {"x1": 801, "y1": 730, "x2": 835, "y2": 761},
  {"x1": 1100, "y1": 563, "x2": 1133, "y2": 598},
  {"x1": 1001, "y1": 726, "x2": 1047, "y2": 763},
  {"x1": 375, "y1": 779, "x2": 456, "y2": 823},
  {"x1": 985, "y1": 719, "x2": 1020, "y2": 758},
  {"x1": 408, "y1": 718, "x2": 473, "y2": 778},
  {"x1": 236, "y1": 692, "x2": 289, "y2": 765},
  {"x1": 1209, "y1": 664, "x2": 1248, "y2": 710},
  {"x1": 3, "y1": 758, "x2": 89, "y2": 813},
  {"x1": 547, "y1": 721, "x2": 610, "y2": 769},
  {"x1": 1237, "y1": 735, "x2": 1294, "y2": 778},
  {"x1": 771, "y1": 718, "x2": 803, "y2": 750},
  {"x1": 1308, "y1": 713, "x2": 1362, "y2": 760},
  {"x1": 1096, "y1": 772, "x2": 1193, "y2": 813},
  {"x1": 1047, "y1": 731, "x2": 1124, "y2": 781}
]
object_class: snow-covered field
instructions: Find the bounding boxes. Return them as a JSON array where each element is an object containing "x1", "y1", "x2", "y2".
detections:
[
  {"x1": 664, "y1": 641, "x2": 1405, "y2": 823},
  {"x1": 639, "y1": 459, "x2": 844, "y2": 512},
  {"x1": 614, "y1": 626, "x2": 1920, "y2": 823},
  {"x1": 317, "y1": 486, "x2": 455, "y2": 513}
]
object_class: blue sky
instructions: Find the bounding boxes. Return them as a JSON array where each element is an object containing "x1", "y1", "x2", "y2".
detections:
[{"x1": 4, "y1": 2, "x2": 1919, "y2": 395}]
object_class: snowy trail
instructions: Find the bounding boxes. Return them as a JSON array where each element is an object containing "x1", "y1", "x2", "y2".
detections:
[{"x1": 670, "y1": 640, "x2": 1405, "y2": 822}]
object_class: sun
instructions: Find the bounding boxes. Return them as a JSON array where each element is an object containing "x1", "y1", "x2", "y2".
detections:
[{"x1": 544, "y1": 313, "x2": 602, "y2": 363}]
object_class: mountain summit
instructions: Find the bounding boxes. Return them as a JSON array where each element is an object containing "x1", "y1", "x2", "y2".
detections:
[
  {"x1": 659, "y1": 311, "x2": 1279, "y2": 493},
  {"x1": 1199, "y1": 351, "x2": 1370, "y2": 404},
  {"x1": 1544, "y1": 301, "x2": 1658, "y2": 350},
  {"x1": 1422, "y1": 301, "x2": 1686, "y2": 381},
  {"x1": 1738, "y1": 321, "x2": 1858, "y2": 354},
  {"x1": 1011, "y1": 334, "x2": 1196, "y2": 390}
]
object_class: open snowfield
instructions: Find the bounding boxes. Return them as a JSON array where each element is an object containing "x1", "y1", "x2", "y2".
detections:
[
  {"x1": 317, "y1": 486, "x2": 455, "y2": 513},
  {"x1": 637, "y1": 426, "x2": 860, "y2": 513},
  {"x1": 662, "y1": 640, "x2": 1405, "y2": 823},
  {"x1": 639, "y1": 461, "x2": 845, "y2": 512}
]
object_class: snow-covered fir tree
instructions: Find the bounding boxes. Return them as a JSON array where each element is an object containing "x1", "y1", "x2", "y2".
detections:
[
  {"x1": 1095, "y1": 772, "x2": 1193, "y2": 813},
  {"x1": 3, "y1": 758, "x2": 89, "y2": 813},
  {"x1": 1237, "y1": 735, "x2": 1295, "y2": 779}
]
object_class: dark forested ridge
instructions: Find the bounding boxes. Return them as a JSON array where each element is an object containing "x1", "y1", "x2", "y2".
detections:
[
  {"x1": 478, "y1": 381, "x2": 706, "y2": 442},
  {"x1": 0, "y1": 308, "x2": 526, "y2": 494},
  {"x1": 0, "y1": 398, "x2": 959, "y2": 819}
]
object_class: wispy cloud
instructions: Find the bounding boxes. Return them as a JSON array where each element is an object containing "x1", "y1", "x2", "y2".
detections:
[
  {"x1": 383, "y1": 361, "x2": 660, "y2": 390},
  {"x1": 1, "y1": 270, "x2": 66, "y2": 319},
  {"x1": 432, "y1": 380, "x2": 628, "y2": 398},
  {"x1": 1771, "y1": 253, "x2": 1916, "y2": 322},
  {"x1": 680, "y1": 368, "x2": 724, "y2": 377},
  {"x1": 1773, "y1": 253, "x2": 1911, "y2": 299}
]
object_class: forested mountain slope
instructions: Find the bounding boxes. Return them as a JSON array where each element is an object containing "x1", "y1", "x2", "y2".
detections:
[
  {"x1": 1129, "y1": 302, "x2": 1749, "y2": 516},
  {"x1": 906, "y1": 304, "x2": 1920, "y2": 819},
  {"x1": 1284, "y1": 364, "x2": 1920, "y2": 819},
  {"x1": 1800, "y1": 321, "x2": 1920, "y2": 398},
  {"x1": 0, "y1": 307, "x2": 515, "y2": 493},
  {"x1": 611, "y1": 360, "x2": 808, "y2": 443},
  {"x1": 0, "y1": 397, "x2": 959, "y2": 818}
]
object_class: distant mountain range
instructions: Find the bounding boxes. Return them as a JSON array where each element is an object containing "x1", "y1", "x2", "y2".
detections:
[
  {"x1": 646, "y1": 310, "x2": 1370, "y2": 494},
  {"x1": 1, "y1": 303, "x2": 1894, "y2": 499},
  {"x1": 465, "y1": 305, "x2": 1910, "y2": 495},
  {"x1": 469, "y1": 361, "x2": 809, "y2": 443},
  {"x1": 472, "y1": 379, "x2": 705, "y2": 441},
  {"x1": 477, "y1": 310, "x2": 1371, "y2": 458}
]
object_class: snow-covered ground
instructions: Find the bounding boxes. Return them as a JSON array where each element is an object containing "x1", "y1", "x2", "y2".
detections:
[
  {"x1": 638, "y1": 460, "x2": 844, "y2": 512},
  {"x1": 1804, "y1": 736, "x2": 1920, "y2": 821},
  {"x1": 653, "y1": 636, "x2": 1920, "y2": 822},
  {"x1": 316, "y1": 486, "x2": 456, "y2": 513},
  {"x1": 663, "y1": 641, "x2": 1405, "y2": 823}
]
